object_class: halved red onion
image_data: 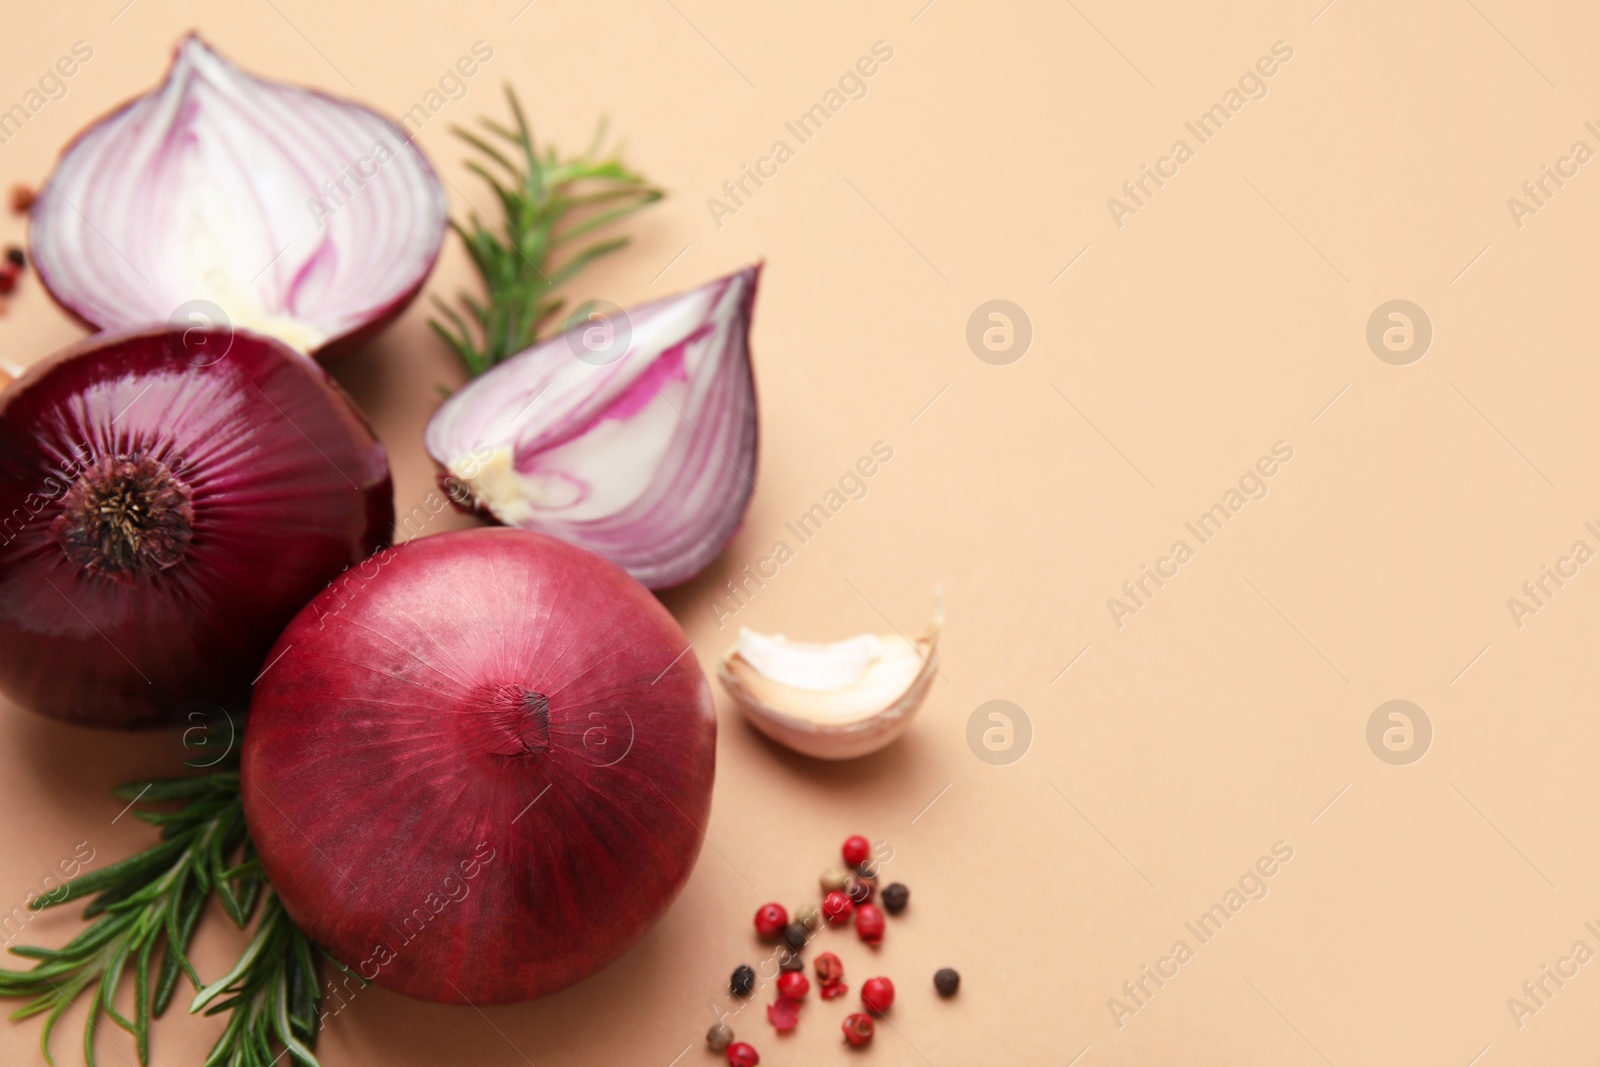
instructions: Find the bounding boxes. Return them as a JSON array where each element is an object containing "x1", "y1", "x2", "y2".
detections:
[
  {"x1": 0, "y1": 326, "x2": 393, "y2": 728},
  {"x1": 242, "y1": 527, "x2": 716, "y2": 1004},
  {"x1": 424, "y1": 265, "x2": 761, "y2": 588},
  {"x1": 29, "y1": 35, "x2": 446, "y2": 357}
]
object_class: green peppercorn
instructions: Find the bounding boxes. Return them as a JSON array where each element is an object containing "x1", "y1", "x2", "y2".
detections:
[
  {"x1": 796, "y1": 903, "x2": 822, "y2": 930},
  {"x1": 820, "y1": 866, "x2": 851, "y2": 893},
  {"x1": 881, "y1": 882, "x2": 910, "y2": 914},
  {"x1": 730, "y1": 964, "x2": 756, "y2": 997},
  {"x1": 707, "y1": 1021, "x2": 734, "y2": 1052},
  {"x1": 934, "y1": 967, "x2": 960, "y2": 997},
  {"x1": 781, "y1": 921, "x2": 809, "y2": 952}
]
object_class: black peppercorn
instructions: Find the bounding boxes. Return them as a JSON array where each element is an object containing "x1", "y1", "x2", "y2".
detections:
[
  {"x1": 781, "y1": 921, "x2": 810, "y2": 951},
  {"x1": 845, "y1": 876, "x2": 874, "y2": 906},
  {"x1": 730, "y1": 964, "x2": 756, "y2": 997},
  {"x1": 934, "y1": 967, "x2": 960, "y2": 997},
  {"x1": 881, "y1": 882, "x2": 909, "y2": 914},
  {"x1": 779, "y1": 950, "x2": 804, "y2": 973},
  {"x1": 4, "y1": 247, "x2": 22, "y2": 269}
]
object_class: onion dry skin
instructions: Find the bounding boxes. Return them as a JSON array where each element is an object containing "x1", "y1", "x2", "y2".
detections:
[
  {"x1": 241, "y1": 527, "x2": 716, "y2": 1004},
  {"x1": 0, "y1": 326, "x2": 392, "y2": 728}
]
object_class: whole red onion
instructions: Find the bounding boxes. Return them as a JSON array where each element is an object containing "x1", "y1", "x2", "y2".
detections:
[
  {"x1": 241, "y1": 527, "x2": 716, "y2": 1004},
  {"x1": 0, "y1": 326, "x2": 392, "y2": 728}
]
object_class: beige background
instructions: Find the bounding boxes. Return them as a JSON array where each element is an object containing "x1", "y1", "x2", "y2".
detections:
[{"x1": 2, "y1": 0, "x2": 1599, "y2": 1063}]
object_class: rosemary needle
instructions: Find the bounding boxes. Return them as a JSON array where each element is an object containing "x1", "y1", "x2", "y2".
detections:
[
  {"x1": 431, "y1": 85, "x2": 663, "y2": 378},
  {"x1": 0, "y1": 752, "x2": 359, "y2": 1067}
]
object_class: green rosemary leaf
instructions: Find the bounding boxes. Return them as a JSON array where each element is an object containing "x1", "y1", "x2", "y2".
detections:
[
  {"x1": 31, "y1": 836, "x2": 190, "y2": 910},
  {"x1": 55, "y1": 912, "x2": 138, "y2": 959},
  {"x1": 450, "y1": 127, "x2": 517, "y2": 176},
  {"x1": 38, "y1": 977, "x2": 88, "y2": 1066},
  {"x1": 163, "y1": 884, "x2": 202, "y2": 995},
  {"x1": 151, "y1": 887, "x2": 205, "y2": 1017},
  {"x1": 271, "y1": 968, "x2": 318, "y2": 1067},
  {"x1": 4, "y1": 755, "x2": 341, "y2": 1067},
  {"x1": 544, "y1": 236, "x2": 632, "y2": 290},
  {"x1": 217, "y1": 856, "x2": 261, "y2": 882},
  {"x1": 96, "y1": 940, "x2": 136, "y2": 1035},
  {"x1": 431, "y1": 86, "x2": 662, "y2": 376},
  {"x1": 80, "y1": 876, "x2": 145, "y2": 919},
  {"x1": 190, "y1": 909, "x2": 273, "y2": 1014},
  {"x1": 134, "y1": 937, "x2": 152, "y2": 1066}
]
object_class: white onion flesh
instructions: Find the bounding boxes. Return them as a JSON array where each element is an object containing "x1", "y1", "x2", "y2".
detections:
[
  {"x1": 425, "y1": 266, "x2": 761, "y2": 589},
  {"x1": 30, "y1": 35, "x2": 447, "y2": 355}
]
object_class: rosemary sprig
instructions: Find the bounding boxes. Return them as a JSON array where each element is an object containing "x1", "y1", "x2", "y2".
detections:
[
  {"x1": 432, "y1": 86, "x2": 663, "y2": 377},
  {"x1": 0, "y1": 762, "x2": 354, "y2": 1067}
]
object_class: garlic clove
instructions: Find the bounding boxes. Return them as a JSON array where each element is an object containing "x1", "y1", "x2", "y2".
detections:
[
  {"x1": 719, "y1": 595, "x2": 941, "y2": 760},
  {"x1": 734, "y1": 630, "x2": 884, "y2": 692}
]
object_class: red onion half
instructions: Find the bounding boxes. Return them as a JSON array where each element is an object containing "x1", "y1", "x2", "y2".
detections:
[
  {"x1": 424, "y1": 266, "x2": 760, "y2": 588},
  {"x1": 0, "y1": 327, "x2": 392, "y2": 728},
  {"x1": 29, "y1": 36, "x2": 447, "y2": 357},
  {"x1": 242, "y1": 527, "x2": 716, "y2": 1004}
]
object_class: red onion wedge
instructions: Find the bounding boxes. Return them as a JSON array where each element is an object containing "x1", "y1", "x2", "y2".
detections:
[
  {"x1": 29, "y1": 35, "x2": 447, "y2": 358},
  {"x1": 0, "y1": 326, "x2": 392, "y2": 728},
  {"x1": 242, "y1": 527, "x2": 717, "y2": 1004},
  {"x1": 425, "y1": 265, "x2": 761, "y2": 589}
]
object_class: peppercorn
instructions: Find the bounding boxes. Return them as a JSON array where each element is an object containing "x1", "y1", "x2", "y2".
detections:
[
  {"x1": 753, "y1": 903, "x2": 788, "y2": 939},
  {"x1": 9, "y1": 184, "x2": 34, "y2": 215},
  {"x1": 934, "y1": 967, "x2": 960, "y2": 997},
  {"x1": 796, "y1": 903, "x2": 822, "y2": 930},
  {"x1": 777, "y1": 971, "x2": 810, "y2": 999},
  {"x1": 778, "y1": 951, "x2": 804, "y2": 973},
  {"x1": 781, "y1": 921, "x2": 810, "y2": 952},
  {"x1": 707, "y1": 1022, "x2": 735, "y2": 1052},
  {"x1": 766, "y1": 996, "x2": 800, "y2": 1032},
  {"x1": 841, "y1": 1012, "x2": 874, "y2": 1048},
  {"x1": 845, "y1": 875, "x2": 874, "y2": 906},
  {"x1": 841, "y1": 835, "x2": 871, "y2": 868},
  {"x1": 855, "y1": 904, "x2": 885, "y2": 944},
  {"x1": 814, "y1": 951, "x2": 844, "y2": 985},
  {"x1": 822, "y1": 890, "x2": 854, "y2": 925},
  {"x1": 0, "y1": 266, "x2": 17, "y2": 295},
  {"x1": 881, "y1": 882, "x2": 909, "y2": 914},
  {"x1": 860, "y1": 976, "x2": 895, "y2": 1014},
  {"x1": 726, "y1": 1041, "x2": 760, "y2": 1066},
  {"x1": 730, "y1": 964, "x2": 756, "y2": 997},
  {"x1": 4, "y1": 247, "x2": 22, "y2": 268},
  {"x1": 821, "y1": 866, "x2": 852, "y2": 893}
]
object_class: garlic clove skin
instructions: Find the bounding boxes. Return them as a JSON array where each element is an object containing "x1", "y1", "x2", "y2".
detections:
[{"x1": 719, "y1": 598, "x2": 941, "y2": 760}]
